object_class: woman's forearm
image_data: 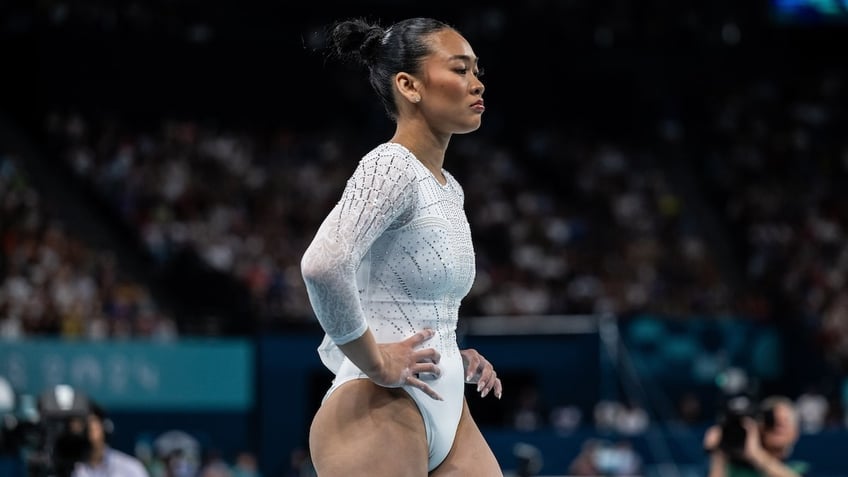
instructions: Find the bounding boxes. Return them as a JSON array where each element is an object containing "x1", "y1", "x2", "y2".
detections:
[{"x1": 338, "y1": 328, "x2": 383, "y2": 379}]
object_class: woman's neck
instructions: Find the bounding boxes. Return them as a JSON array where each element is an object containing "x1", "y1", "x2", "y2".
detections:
[{"x1": 390, "y1": 122, "x2": 450, "y2": 184}]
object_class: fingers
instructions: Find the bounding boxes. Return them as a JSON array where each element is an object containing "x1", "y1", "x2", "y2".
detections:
[
  {"x1": 415, "y1": 347, "x2": 441, "y2": 365},
  {"x1": 403, "y1": 338, "x2": 503, "y2": 400},
  {"x1": 460, "y1": 348, "x2": 502, "y2": 399},
  {"x1": 473, "y1": 356, "x2": 497, "y2": 398},
  {"x1": 407, "y1": 329, "x2": 442, "y2": 364},
  {"x1": 741, "y1": 417, "x2": 759, "y2": 435},
  {"x1": 476, "y1": 374, "x2": 502, "y2": 399},
  {"x1": 704, "y1": 425, "x2": 722, "y2": 449},
  {"x1": 411, "y1": 361, "x2": 441, "y2": 378},
  {"x1": 464, "y1": 353, "x2": 482, "y2": 382},
  {"x1": 477, "y1": 369, "x2": 500, "y2": 399},
  {"x1": 406, "y1": 375, "x2": 444, "y2": 401},
  {"x1": 407, "y1": 328, "x2": 436, "y2": 347},
  {"x1": 493, "y1": 377, "x2": 503, "y2": 400}
]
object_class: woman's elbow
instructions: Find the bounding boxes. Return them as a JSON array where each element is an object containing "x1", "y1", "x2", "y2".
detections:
[
  {"x1": 300, "y1": 251, "x2": 324, "y2": 284},
  {"x1": 300, "y1": 248, "x2": 345, "y2": 286}
]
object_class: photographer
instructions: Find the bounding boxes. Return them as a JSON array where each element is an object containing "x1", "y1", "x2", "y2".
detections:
[
  {"x1": 703, "y1": 396, "x2": 809, "y2": 477},
  {"x1": 70, "y1": 402, "x2": 148, "y2": 477}
]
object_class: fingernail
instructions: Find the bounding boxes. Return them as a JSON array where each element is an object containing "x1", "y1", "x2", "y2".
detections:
[
  {"x1": 496, "y1": 391, "x2": 502, "y2": 399},
  {"x1": 477, "y1": 382, "x2": 484, "y2": 392},
  {"x1": 467, "y1": 375, "x2": 473, "y2": 381},
  {"x1": 481, "y1": 389, "x2": 489, "y2": 398}
]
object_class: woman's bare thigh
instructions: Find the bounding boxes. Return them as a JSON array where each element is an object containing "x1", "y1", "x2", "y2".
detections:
[
  {"x1": 309, "y1": 378, "x2": 430, "y2": 477},
  {"x1": 429, "y1": 399, "x2": 503, "y2": 477}
]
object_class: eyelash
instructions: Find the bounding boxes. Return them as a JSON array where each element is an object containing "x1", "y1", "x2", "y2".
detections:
[{"x1": 455, "y1": 67, "x2": 485, "y2": 78}]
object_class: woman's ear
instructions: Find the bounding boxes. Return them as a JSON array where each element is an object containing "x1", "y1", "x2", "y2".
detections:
[{"x1": 395, "y1": 72, "x2": 422, "y2": 104}]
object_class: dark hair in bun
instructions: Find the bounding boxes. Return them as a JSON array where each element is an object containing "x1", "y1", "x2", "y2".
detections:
[{"x1": 329, "y1": 17, "x2": 451, "y2": 120}]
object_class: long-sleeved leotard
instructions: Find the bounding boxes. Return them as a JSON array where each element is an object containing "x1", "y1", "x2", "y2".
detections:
[{"x1": 301, "y1": 142, "x2": 475, "y2": 470}]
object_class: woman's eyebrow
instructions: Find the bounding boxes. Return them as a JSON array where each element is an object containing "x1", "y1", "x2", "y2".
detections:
[{"x1": 448, "y1": 54, "x2": 479, "y2": 64}]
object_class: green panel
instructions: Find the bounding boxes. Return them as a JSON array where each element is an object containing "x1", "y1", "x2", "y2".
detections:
[{"x1": 0, "y1": 339, "x2": 253, "y2": 410}]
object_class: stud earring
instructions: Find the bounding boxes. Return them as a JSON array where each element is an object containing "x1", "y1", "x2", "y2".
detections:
[{"x1": 412, "y1": 95, "x2": 421, "y2": 103}]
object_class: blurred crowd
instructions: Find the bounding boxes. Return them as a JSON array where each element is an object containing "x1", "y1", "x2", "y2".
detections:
[
  {"x1": 1, "y1": 8, "x2": 846, "y2": 447},
  {"x1": 1, "y1": 2, "x2": 847, "y2": 476},
  {"x1": 21, "y1": 62, "x2": 848, "y2": 405},
  {"x1": 506, "y1": 388, "x2": 846, "y2": 436},
  {"x1": 0, "y1": 155, "x2": 177, "y2": 339},
  {"x1": 35, "y1": 62, "x2": 848, "y2": 343},
  {"x1": 131, "y1": 429, "x2": 268, "y2": 477},
  {"x1": 41, "y1": 111, "x2": 729, "y2": 326},
  {"x1": 41, "y1": 115, "x2": 349, "y2": 327},
  {"x1": 5, "y1": 0, "x2": 844, "y2": 343},
  {"x1": 696, "y1": 70, "x2": 848, "y2": 371}
]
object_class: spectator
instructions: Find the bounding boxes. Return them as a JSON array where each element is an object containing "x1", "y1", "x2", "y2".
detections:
[
  {"x1": 231, "y1": 451, "x2": 261, "y2": 477},
  {"x1": 71, "y1": 401, "x2": 149, "y2": 477},
  {"x1": 0, "y1": 155, "x2": 175, "y2": 339},
  {"x1": 704, "y1": 396, "x2": 808, "y2": 477},
  {"x1": 796, "y1": 387, "x2": 829, "y2": 434}
]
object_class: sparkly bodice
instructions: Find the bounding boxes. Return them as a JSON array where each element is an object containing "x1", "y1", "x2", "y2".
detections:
[{"x1": 301, "y1": 143, "x2": 476, "y2": 372}]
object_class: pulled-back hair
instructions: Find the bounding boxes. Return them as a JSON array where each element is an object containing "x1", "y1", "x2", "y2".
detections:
[{"x1": 329, "y1": 17, "x2": 451, "y2": 120}]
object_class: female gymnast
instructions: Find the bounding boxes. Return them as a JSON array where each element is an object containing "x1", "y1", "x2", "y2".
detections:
[{"x1": 301, "y1": 17, "x2": 504, "y2": 476}]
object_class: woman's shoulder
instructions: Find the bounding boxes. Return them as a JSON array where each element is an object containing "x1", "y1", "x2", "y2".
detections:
[
  {"x1": 356, "y1": 142, "x2": 422, "y2": 179},
  {"x1": 442, "y1": 169, "x2": 465, "y2": 198},
  {"x1": 361, "y1": 142, "x2": 416, "y2": 164}
]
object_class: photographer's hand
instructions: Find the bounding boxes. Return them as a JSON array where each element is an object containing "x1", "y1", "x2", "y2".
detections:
[
  {"x1": 703, "y1": 425, "x2": 722, "y2": 452},
  {"x1": 704, "y1": 425, "x2": 728, "y2": 477},
  {"x1": 742, "y1": 418, "x2": 766, "y2": 461},
  {"x1": 742, "y1": 418, "x2": 802, "y2": 477}
]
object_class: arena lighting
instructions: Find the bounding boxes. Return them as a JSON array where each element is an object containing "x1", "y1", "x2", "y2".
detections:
[{"x1": 771, "y1": 0, "x2": 848, "y2": 24}]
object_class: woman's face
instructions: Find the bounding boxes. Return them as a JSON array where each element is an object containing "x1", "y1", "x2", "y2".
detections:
[{"x1": 414, "y1": 29, "x2": 485, "y2": 134}]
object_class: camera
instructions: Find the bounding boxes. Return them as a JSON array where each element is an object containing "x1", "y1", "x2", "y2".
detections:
[
  {"x1": 1, "y1": 383, "x2": 97, "y2": 477},
  {"x1": 718, "y1": 395, "x2": 775, "y2": 462}
]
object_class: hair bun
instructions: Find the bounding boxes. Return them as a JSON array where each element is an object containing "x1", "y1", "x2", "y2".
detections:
[{"x1": 330, "y1": 19, "x2": 385, "y2": 67}]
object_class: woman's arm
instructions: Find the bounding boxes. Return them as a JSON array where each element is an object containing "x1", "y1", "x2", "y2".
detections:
[
  {"x1": 302, "y1": 150, "x2": 443, "y2": 399},
  {"x1": 339, "y1": 328, "x2": 444, "y2": 400},
  {"x1": 301, "y1": 152, "x2": 417, "y2": 346}
]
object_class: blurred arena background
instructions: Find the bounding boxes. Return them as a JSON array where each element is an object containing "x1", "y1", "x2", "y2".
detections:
[{"x1": 1, "y1": 0, "x2": 847, "y2": 476}]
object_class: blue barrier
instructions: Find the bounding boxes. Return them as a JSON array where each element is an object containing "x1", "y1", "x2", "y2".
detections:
[
  {"x1": 1, "y1": 321, "x2": 844, "y2": 476},
  {"x1": 0, "y1": 338, "x2": 253, "y2": 410}
]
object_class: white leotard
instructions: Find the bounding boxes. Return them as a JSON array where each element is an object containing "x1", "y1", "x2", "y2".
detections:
[{"x1": 301, "y1": 142, "x2": 475, "y2": 471}]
